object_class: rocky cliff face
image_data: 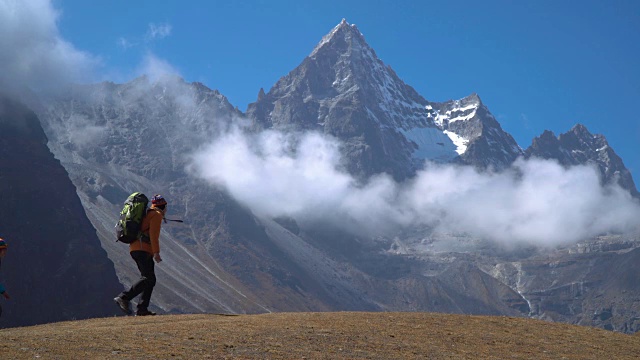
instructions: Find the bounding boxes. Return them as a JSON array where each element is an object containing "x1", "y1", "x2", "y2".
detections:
[
  {"x1": 488, "y1": 233, "x2": 640, "y2": 332},
  {"x1": 0, "y1": 95, "x2": 122, "y2": 327}
]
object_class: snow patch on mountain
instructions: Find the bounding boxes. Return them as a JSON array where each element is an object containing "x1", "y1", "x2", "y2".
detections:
[
  {"x1": 443, "y1": 130, "x2": 469, "y2": 155},
  {"x1": 399, "y1": 127, "x2": 459, "y2": 161}
]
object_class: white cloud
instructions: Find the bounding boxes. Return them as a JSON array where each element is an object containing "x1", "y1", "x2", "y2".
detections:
[
  {"x1": 65, "y1": 114, "x2": 108, "y2": 148},
  {"x1": 136, "y1": 53, "x2": 181, "y2": 81},
  {"x1": 147, "y1": 23, "x2": 172, "y2": 40},
  {"x1": 117, "y1": 37, "x2": 135, "y2": 50},
  {"x1": 189, "y1": 128, "x2": 640, "y2": 247},
  {"x1": 116, "y1": 23, "x2": 172, "y2": 52},
  {"x1": 0, "y1": 0, "x2": 98, "y2": 92},
  {"x1": 190, "y1": 129, "x2": 353, "y2": 217}
]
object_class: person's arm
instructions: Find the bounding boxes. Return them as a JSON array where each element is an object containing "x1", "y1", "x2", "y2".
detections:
[{"x1": 148, "y1": 210, "x2": 163, "y2": 262}]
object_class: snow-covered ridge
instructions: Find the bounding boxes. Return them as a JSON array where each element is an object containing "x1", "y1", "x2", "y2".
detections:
[
  {"x1": 418, "y1": 96, "x2": 483, "y2": 155},
  {"x1": 429, "y1": 99, "x2": 481, "y2": 127}
]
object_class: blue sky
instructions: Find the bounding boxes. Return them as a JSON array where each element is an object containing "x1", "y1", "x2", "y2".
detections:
[{"x1": 53, "y1": 0, "x2": 640, "y2": 182}]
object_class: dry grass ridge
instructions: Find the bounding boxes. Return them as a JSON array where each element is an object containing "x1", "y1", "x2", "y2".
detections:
[{"x1": 2, "y1": 312, "x2": 640, "y2": 359}]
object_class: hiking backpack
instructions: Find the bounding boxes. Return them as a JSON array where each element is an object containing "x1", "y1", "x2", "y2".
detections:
[{"x1": 115, "y1": 192, "x2": 149, "y2": 244}]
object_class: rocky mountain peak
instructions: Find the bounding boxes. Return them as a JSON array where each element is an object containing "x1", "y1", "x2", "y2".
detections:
[
  {"x1": 305, "y1": 19, "x2": 387, "y2": 100},
  {"x1": 558, "y1": 123, "x2": 606, "y2": 154},
  {"x1": 424, "y1": 92, "x2": 523, "y2": 171},
  {"x1": 247, "y1": 19, "x2": 445, "y2": 179},
  {"x1": 462, "y1": 92, "x2": 482, "y2": 107},
  {"x1": 247, "y1": 20, "x2": 533, "y2": 178},
  {"x1": 568, "y1": 123, "x2": 592, "y2": 138},
  {"x1": 526, "y1": 124, "x2": 638, "y2": 197},
  {"x1": 540, "y1": 129, "x2": 557, "y2": 139},
  {"x1": 525, "y1": 129, "x2": 572, "y2": 166},
  {"x1": 530, "y1": 130, "x2": 559, "y2": 149},
  {"x1": 429, "y1": 93, "x2": 483, "y2": 127},
  {"x1": 309, "y1": 19, "x2": 366, "y2": 58}
]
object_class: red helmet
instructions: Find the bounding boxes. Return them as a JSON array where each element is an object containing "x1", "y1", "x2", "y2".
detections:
[{"x1": 151, "y1": 194, "x2": 167, "y2": 206}]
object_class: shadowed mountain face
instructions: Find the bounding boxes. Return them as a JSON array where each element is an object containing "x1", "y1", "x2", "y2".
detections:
[
  {"x1": 30, "y1": 19, "x2": 640, "y2": 333},
  {"x1": 0, "y1": 95, "x2": 122, "y2": 327}
]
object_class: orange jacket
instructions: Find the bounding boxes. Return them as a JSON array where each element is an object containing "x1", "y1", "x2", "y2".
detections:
[{"x1": 129, "y1": 205, "x2": 164, "y2": 254}]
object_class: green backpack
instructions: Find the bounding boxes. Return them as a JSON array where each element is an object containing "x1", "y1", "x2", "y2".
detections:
[{"x1": 115, "y1": 192, "x2": 149, "y2": 244}]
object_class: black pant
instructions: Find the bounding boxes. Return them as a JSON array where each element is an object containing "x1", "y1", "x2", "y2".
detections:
[{"x1": 121, "y1": 251, "x2": 156, "y2": 311}]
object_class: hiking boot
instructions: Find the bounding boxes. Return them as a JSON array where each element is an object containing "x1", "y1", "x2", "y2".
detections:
[
  {"x1": 114, "y1": 296, "x2": 132, "y2": 315},
  {"x1": 136, "y1": 309, "x2": 157, "y2": 316}
]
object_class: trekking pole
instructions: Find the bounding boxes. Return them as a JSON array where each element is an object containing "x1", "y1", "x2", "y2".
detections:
[{"x1": 163, "y1": 218, "x2": 184, "y2": 223}]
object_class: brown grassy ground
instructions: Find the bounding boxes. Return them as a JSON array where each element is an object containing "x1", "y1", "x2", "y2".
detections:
[{"x1": 1, "y1": 312, "x2": 640, "y2": 359}]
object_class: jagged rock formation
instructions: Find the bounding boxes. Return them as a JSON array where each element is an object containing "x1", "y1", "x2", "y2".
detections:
[
  {"x1": 0, "y1": 95, "x2": 122, "y2": 327},
  {"x1": 428, "y1": 94, "x2": 523, "y2": 170},
  {"x1": 526, "y1": 124, "x2": 638, "y2": 197}
]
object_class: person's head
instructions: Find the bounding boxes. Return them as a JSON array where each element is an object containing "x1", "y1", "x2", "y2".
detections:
[
  {"x1": 0, "y1": 238, "x2": 7, "y2": 258},
  {"x1": 151, "y1": 194, "x2": 168, "y2": 213}
]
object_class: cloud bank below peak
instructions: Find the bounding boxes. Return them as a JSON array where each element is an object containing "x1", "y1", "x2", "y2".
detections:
[{"x1": 189, "y1": 128, "x2": 640, "y2": 247}]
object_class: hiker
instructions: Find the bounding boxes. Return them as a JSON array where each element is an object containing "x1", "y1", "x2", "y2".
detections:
[
  {"x1": 114, "y1": 194, "x2": 167, "y2": 316},
  {"x1": 0, "y1": 238, "x2": 10, "y2": 317}
]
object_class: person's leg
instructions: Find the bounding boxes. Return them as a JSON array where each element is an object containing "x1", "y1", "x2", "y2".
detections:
[
  {"x1": 135, "y1": 253, "x2": 156, "y2": 312},
  {"x1": 116, "y1": 251, "x2": 150, "y2": 314},
  {"x1": 121, "y1": 251, "x2": 155, "y2": 303}
]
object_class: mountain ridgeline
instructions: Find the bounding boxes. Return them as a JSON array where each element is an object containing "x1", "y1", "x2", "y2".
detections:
[
  {"x1": 525, "y1": 125, "x2": 638, "y2": 197},
  {"x1": 248, "y1": 20, "x2": 636, "y2": 194},
  {"x1": 3, "y1": 19, "x2": 638, "y2": 331}
]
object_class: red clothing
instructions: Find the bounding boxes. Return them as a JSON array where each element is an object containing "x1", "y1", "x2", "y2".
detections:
[{"x1": 129, "y1": 205, "x2": 164, "y2": 254}]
